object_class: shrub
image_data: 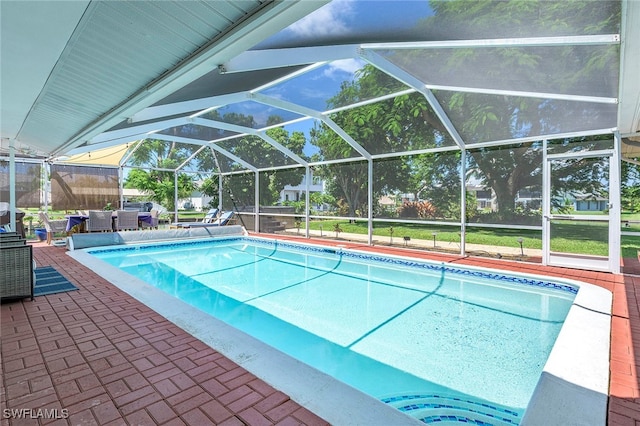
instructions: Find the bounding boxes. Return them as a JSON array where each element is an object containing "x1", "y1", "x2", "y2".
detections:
[{"x1": 398, "y1": 201, "x2": 438, "y2": 219}]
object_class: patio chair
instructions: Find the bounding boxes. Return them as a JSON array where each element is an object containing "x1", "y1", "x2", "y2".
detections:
[
  {"x1": 86, "y1": 210, "x2": 113, "y2": 232},
  {"x1": 0, "y1": 238, "x2": 27, "y2": 247},
  {"x1": 114, "y1": 210, "x2": 139, "y2": 231},
  {"x1": 202, "y1": 208, "x2": 220, "y2": 223},
  {"x1": 140, "y1": 209, "x2": 159, "y2": 230},
  {"x1": 38, "y1": 212, "x2": 68, "y2": 244},
  {"x1": 171, "y1": 208, "x2": 219, "y2": 228},
  {"x1": 178, "y1": 210, "x2": 235, "y2": 228},
  {"x1": 0, "y1": 232, "x2": 22, "y2": 241},
  {"x1": 1, "y1": 243, "x2": 33, "y2": 301},
  {"x1": 173, "y1": 210, "x2": 235, "y2": 228},
  {"x1": 209, "y1": 211, "x2": 236, "y2": 226}
]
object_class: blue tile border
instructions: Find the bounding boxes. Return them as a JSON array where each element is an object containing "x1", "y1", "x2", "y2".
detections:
[
  {"x1": 87, "y1": 236, "x2": 242, "y2": 255},
  {"x1": 422, "y1": 415, "x2": 493, "y2": 424},
  {"x1": 243, "y1": 237, "x2": 578, "y2": 295},
  {"x1": 381, "y1": 393, "x2": 520, "y2": 425},
  {"x1": 380, "y1": 394, "x2": 520, "y2": 417},
  {"x1": 87, "y1": 236, "x2": 578, "y2": 295}
]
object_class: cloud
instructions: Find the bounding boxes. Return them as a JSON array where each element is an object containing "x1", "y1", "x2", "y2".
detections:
[
  {"x1": 284, "y1": 0, "x2": 355, "y2": 38},
  {"x1": 324, "y1": 58, "x2": 363, "y2": 77}
]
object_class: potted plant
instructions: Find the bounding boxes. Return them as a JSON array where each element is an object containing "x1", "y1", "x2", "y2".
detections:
[
  {"x1": 33, "y1": 215, "x2": 47, "y2": 241},
  {"x1": 333, "y1": 223, "x2": 342, "y2": 239}
]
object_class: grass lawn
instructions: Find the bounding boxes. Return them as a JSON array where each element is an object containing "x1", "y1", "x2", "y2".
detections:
[{"x1": 305, "y1": 219, "x2": 640, "y2": 258}]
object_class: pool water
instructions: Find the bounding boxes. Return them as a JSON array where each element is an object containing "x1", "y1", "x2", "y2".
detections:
[{"x1": 89, "y1": 237, "x2": 576, "y2": 425}]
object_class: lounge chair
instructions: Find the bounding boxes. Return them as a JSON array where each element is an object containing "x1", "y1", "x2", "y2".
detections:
[
  {"x1": 198, "y1": 211, "x2": 235, "y2": 227},
  {"x1": 114, "y1": 210, "x2": 139, "y2": 231},
  {"x1": 38, "y1": 212, "x2": 68, "y2": 244},
  {"x1": 202, "y1": 208, "x2": 220, "y2": 223},
  {"x1": 86, "y1": 210, "x2": 113, "y2": 232},
  {"x1": 212, "y1": 211, "x2": 235, "y2": 226},
  {"x1": 177, "y1": 211, "x2": 235, "y2": 228},
  {"x1": 172, "y1": 208, "x2": 219, "y2": 228}
]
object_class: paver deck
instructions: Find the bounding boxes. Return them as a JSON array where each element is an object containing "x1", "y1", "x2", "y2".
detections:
[{"x1": 1, "y1": 236, "x2": 639, "y2": 425}]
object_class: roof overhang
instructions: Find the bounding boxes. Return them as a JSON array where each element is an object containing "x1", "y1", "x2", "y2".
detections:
[
  {"x1": 0, "y1": 0, "x2": 330, "y2": 158},
  {"x1": 2, "y1": 0, "x2": 638, "y2": 164}
]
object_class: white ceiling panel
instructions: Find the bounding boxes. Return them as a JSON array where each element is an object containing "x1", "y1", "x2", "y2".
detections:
[
  {"x1": 0, "y1": 0, "x2": 329, "y2": 156},
  {"x1": 0, "y1": 1, "x2": 90, "y2": 139}
]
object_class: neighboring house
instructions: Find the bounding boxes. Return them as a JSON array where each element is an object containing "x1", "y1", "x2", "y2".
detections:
[
  {"x1": 278, "y1": 173, "x2": 328, "y2": 211},
  {"x1": 553, "y1": 192, "x2": 609, "y2": 212},
  {"x1": 279, "y1": 174, "x2": 324, "y2": 203},
  {"x1": 399, "y1": 185, "x2": 498, "y2": 211},
  {"x1": 122, "y1": 188, "x2": 148, "y2": 200},
  {"x1": 466, "y1": 184, "x2": 497, "y2": 211},
  {"x1": 122, "y1": 189, "x2": 167, "y2": 213},
  {"x1": 378, "y1": 195, "x2": 396, "y2": 207},
  {"x1": 573, "y1": 193, "x2": 609, "y2": 211},
  {"x1": 181, "y1": 174, "x2": 327, "y2": 211},
  {"x1": 515, "y1": 187, "x2": 542, "y2": 210},
  {"x1": 181, "y1": 190, "x2": 214, "y2": 211}
]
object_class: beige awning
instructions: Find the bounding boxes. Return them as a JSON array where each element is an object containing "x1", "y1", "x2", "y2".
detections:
[{"x1": 58, "y1": 143, "x2": 133, "y2": 166}]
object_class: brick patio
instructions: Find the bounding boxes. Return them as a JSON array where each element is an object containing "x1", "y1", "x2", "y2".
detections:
[
  {"x1": 1, "y1": 241, "x2": 329, "y2": 426},
  {"x1": 1, "y1": 238, "x2": 639, "y2": 425}
]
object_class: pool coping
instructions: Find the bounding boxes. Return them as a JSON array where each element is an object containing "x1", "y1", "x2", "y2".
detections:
[{"x1": 68, "y1": 236, "x2": 612, "y2": 425}]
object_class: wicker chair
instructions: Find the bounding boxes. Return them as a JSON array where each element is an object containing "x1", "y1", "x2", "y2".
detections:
[
  {"x1": 140, "y1": 209, "x2": 159, "y2": 230},
  {"x1": 38, "y1": 212, "x2": 68, "y2": 244},
  {"x1": 86, "y1": 210, "x2": 113, "y2": 232},
  {"x1": 114, "y1": 210, "x2": 139, "y2": 231},
  {"x1": 1, "y1": 243, "x2": 33, "y2": 301},
  {"x1": 0, "y1": 232, "x2": 22, "y2": 242}
]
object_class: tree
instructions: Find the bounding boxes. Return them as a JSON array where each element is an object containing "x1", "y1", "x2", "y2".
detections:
[
  {"x1": 199, "y1": 174, "x2": 220, "y2": 208},
  {"x1": 407, "y1": 0, "x2": 620, "y2": 218},
  {"x1": 467, "y1": 142, "x2": 542, "y2": 217},
  {"x1": 193, "y1": 111, "x2": 307, "y2": 209},
  {"x1": 124, "y1": 139, "x2": 197, "y2": 211},
  {"x1": 622, "y1": 160, "x2": 640, "y2": 213},
  {"x1": 409, "y1": 151, "x2": 462, "y2": 219},
  {"x1": 311, "y1": 65, "x2": 451, "y2": 217}
]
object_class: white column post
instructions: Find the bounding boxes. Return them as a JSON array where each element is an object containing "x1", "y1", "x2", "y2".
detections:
[
  {"x1": 255, "y1": 172, "x2": 260, "y2": 232},
  {"x1": 9, "y1": 139, "x2": 16, "y2": 230},
  {"x1": 609, "y1": 132, "x2": 622, "y2": 273},
  {"x1": 174, "y1": 172, "x2": 178, "y2": 223},
  {"x1": 460, "y1": 149, "x2": 467, "y2": 255},
  {"x1": 305, "y1": 166, "x2": 310, "y2": 238},
  {"x1": 542, "y1": 139, "x2": 550, "y2": 266},
  {"x1": 368, "y1": 159, "x2": 373, "y2": 246}
]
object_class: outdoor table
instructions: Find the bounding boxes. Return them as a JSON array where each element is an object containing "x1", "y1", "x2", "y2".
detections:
[{"x1": 65, "y1": 212, "x2": 152, "y2": 232}]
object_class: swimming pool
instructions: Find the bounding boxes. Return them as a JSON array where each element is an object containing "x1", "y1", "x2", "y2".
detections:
[{"x1": 71, "y1": 236, "x2": 612, "y2": 425}]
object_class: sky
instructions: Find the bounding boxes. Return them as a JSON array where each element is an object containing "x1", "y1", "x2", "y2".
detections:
[
  {"x1": 261, "y1": 0, "x2": 433, "y2": 47},
  {"x1": 246, "y1": 1, "x2": 435, "y2": 158},
  {"x1": 256, "y1": 0, "x2": 434, "y2": 93},
  {"x1": 204, "y1": 1, "x2": 433, "y2": 160}
]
